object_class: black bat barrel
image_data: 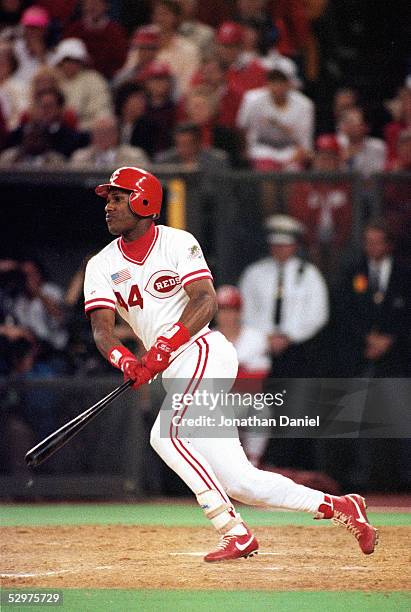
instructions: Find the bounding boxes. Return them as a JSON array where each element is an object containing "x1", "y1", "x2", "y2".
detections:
[{"x1": 25, "y1": 379, "x2": 132, "y2": 467}]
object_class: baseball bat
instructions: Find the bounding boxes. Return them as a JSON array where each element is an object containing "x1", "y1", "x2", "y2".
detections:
[{"x1": 25, "y1": 379, "x2": 133, "y2": 467}]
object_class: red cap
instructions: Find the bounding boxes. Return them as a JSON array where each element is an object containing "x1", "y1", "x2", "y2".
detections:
[
  {"x1": 316, "y1": 134, "x2": 340, "y2": 154},
  {"x1": 21, "y1": 6, "x2": 49, "y2": 28},
  {"x1": 216, "y1": 22, "x2": 244, "y2": 45},
  {"x1": 216, "y1": 285, "x2": 242, "y2": 310},
  {"x1": 132, "y1": 25, "x2": 160, "y2": 48},
  {"x1": 139, "y1": 61, "x2": 172, "y2": 81}
]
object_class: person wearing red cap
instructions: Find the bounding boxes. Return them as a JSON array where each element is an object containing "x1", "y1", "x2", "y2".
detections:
[
  {"x1": 113, "y1": 25, "x2": 161, "y2": 89},
  {"x1": 215, "y1": 21, "x2": 267, "y2": 99},
  {"x1": 287, "y1": 134, "x2": 352, "y2": 276},
  {"x1": 140, "y1": 60, "x2": 176, "y2": 155},
  {"x1": 215, "y1": 285, "x2": 270, "y2": 379}
]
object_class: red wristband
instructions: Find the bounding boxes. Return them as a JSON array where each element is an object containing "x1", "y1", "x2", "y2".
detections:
[
  {"x1": 108, "y1": 345, "x2": 135, "y2": 370},
  {"x1": 158, "y1": 322, "x2": 190, "y2": 351}
]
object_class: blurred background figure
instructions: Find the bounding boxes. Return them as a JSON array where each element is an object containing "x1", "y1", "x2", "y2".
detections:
[
  {"x1": 337, "y1": 220, "x2": 410, "y2": 377},
  {"x1": 156, "y1": 121, "x2": 229, "y2": 171},
  {"x1": 70, "y1": 114, "x2": 149, "y2": 169},
  {"x1": 140, "y1": 59, "x2": 176, "y2": 156},
  {"x1": 240, "y1": 214, "x2": 329, "y2": 378},
  {"x1": 237, "y1": 68, "x2": 313, "y2": 171},
  {"x1": 0, "y1": 42, "x2": 27, "y2": 130},
  {"x1": 12, "y1": 5, "x2": 52, "y2": 84},
  {"x1": 114, "y1": 82, "x2": 155, "y2": 158},
  {"x1": 151, "y1": 0, "x2": 200, "y2": 97},
  {"x1": 215, "y1": 284, "x2": 270, "y2": 379},
  {"x1": 337, "y1": 107, "x2": 386, "y2": 176},
  {"x1": 288, "y1": 133, "x2": 352, "y2": 278},
  {"x1": 113, "y1": 24, "x2": 161, "y2": 88},
  {"x1": 215, "y1": 284, "x2": 271, "y2": 468},
  {"x1": 178, "y1": 0, "x2": 214, "y2": 58},
  {"x1": 384, "y1": 85, "x2": 411, "y2": 165},
  {"x1": 63, "y1": 0, "x2": 128, "y2": 80},
  {"x1": 2, "y1": 86, "x2": 87, "y2": 162},
  {"x1": 51, "y1": 37, "x2": 111, "y2": 130},
  {"x1": 215, "y1": 20, "x2": 266, "y2": 98}
]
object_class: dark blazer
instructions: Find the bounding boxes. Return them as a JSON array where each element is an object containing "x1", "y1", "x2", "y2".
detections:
[{"x1": 337, "y1": 257, "x2": 410, "y2": 376}]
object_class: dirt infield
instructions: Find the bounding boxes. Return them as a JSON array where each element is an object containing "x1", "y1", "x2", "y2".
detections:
[{"x1": 1, "y1": 525, "x2": 410, "y2": 591}]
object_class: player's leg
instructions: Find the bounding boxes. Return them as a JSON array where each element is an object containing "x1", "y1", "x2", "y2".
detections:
[
  {"x1": 149, "y1": 334, "x2": 258, "y2": 561},
  {"x1": 188, "y1": 332, "x2": 378, "y2": 554}
]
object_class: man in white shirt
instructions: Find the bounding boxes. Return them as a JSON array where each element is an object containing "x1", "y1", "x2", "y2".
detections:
[
  {"x1": 237, "y1": 68, "x2": 314, "y2": 170},
  {"x1": 240, "y1": 214, "x2": 329, "y2": 377}
]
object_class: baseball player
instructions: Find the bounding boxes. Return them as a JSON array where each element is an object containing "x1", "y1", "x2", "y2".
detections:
[{"x1": 84, "y1": 166, "x2": 378, "y2": 562}]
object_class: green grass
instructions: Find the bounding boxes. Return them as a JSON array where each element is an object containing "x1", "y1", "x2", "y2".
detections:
[
  {"x1": 0, "y1": 590, "x2": 409, "y2": 612},
  {"x1": 1, "y1": 503, "x2": 409, "y2": 528}
]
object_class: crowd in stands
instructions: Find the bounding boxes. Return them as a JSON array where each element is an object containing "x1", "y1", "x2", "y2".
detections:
[{"x1": 0, "y1": 0, "x2": 409, "y2": 172}]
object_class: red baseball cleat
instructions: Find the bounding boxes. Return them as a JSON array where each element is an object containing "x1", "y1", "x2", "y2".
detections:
[
  {"x1": 204, "y1": 525, "x2": 259, "y2": 562},
  {"x1": 315, "y1": 493, "x2": 379, "y2": 554}
]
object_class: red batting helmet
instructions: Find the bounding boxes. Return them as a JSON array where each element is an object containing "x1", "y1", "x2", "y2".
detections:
[
  {"x1": 216, "y1": 285, "x2": 242, "y2": 310},
  {"x1": 95, "y1": 166, "x2": 163, "y2": 217}
]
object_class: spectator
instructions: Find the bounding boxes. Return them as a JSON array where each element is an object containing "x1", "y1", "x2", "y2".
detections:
[
  {"x1": 215, "y1": 21, "x2": 267, "y2": 98},
  {"x1": 114, "y1": 82, "x2": 156, "y2": 157},
  {"x1": 240, "y1": 214, "x2": 329, "y2": 377},
  {"x1": 215, "y1": 284, "x2": 270, "y2": 379},
  {"x1": 0, "y1": 119, "x2": 66, "y2": 166},
  {"x1": 70, "y1": 114, "x2": 149, "y2": 169},
  {"x1": 63, "y1": 0, "x2": 128, "y2": 80},
  {"x1": 20, "y1": 65, "x2": 78, "y2": 129},
  {"x1": 384, "y1": 87, "x2": 411, "y2": 164},
  {"x1": 12, "y1": 259, "x2": 68, "y2": 353},
  {"x1": 215, "y1": 284, "x2": 271, "y2": 468},
  {"x1": 141, "y1": 60, "x2": 176, "y2": 155},
  {"x1": 113, "y1": 25, "x2": 161, "y2": 88},
  {"x1": 0, "y1": 43, "x2": 27, "y2": 130},
  {"x1": 12, "y1": 5, "x2": 53, "y2": 84},
  {"x1": 337, "y1": 107, "x2": 386, "y2": 176},
  {"x1": 287, "y1": 134, "x2": 352, "y2": 276},
  {"x1": 183, "y1": 87, "x2": 243, "y2": 166},
  {"x1": 387, "y1": 129, "x2": 411, "y2": 172},
  {"x1": 235, "y1": 0, "x2": 278, "y2": 56},
  {"x1": 36, "y1": 1, "x2": 77, "y2": 27},
  {"x1": 152, "y1": 0, "x2": 200, "y2": 97},
  {"x1": 156, "y1": 121, "x2": 229, "y2": 171},
  {"x1": 189, "y1": 56, "x2": 243, "y2": 130},
  {"x1": 51, "y1": 37, "x2": 112, "y2": 130},
  {"x1": 5, "y1": 86, "x2": 88, "y2": 158},
  {"x1": 268, "y1": 0, "x2": 311, "y2": 65},
  {"x1": 333, "y1": 87, "x2": 359, "y2": 127},
  {"x1": 337, "y1": 220, "x2": 410, "y2": 376},
  {"x1": 237, "y1": 68, "x2": 314, "y2": 171},
  {"x1": 178, "y1": 0, "x2": 214, "y2": 58}
]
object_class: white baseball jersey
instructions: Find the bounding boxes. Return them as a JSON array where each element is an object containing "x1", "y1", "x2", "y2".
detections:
[{"x1": 84, "y1": 224, "x2": 213, "y2": 350}]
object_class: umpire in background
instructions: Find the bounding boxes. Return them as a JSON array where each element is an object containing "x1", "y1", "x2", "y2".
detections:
[
  {"x1": 337, "y1": 219, "x2": 410, "y2": 377},
  {"x1": 240, "y1": 214, "x2": 329, "y2": 378}
]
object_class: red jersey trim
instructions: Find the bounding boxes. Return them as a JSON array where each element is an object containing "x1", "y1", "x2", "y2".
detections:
[
  {"x1": 180, "y1": 268, "x2": 211, "y2": 283},
  {"x1": 85, "y1": 297, "x2": 116, "y2": 306},
  {"x1": 85, "y1": 304, "x2": 116, "y2": 315},
  {"x1": 117, "y1": 225, "x2": 159, "y2": 265}
]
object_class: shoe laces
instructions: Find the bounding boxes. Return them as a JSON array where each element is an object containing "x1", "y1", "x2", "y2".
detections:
[
  {"x1": 216, "y1": 535, "x2": 236, "y2": 550},
  {"x1": 332, "y1": 510, "x2": 361, "y2": 540}
]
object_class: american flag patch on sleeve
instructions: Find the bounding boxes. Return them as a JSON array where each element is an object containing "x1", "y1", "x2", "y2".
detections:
[{"x1": 111, "y1": 269, "x2": 132, "y2": 284}]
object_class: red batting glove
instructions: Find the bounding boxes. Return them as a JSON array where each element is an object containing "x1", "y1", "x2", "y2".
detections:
[
  {"x1": 141, "y1": 323, "x2": 190, "y2": 378},
  {"x1": 108, "y1": 345, "x2": 143, "y2": 388}
]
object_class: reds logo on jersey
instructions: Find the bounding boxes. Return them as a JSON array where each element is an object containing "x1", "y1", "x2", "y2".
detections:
[{"x1": 145, "y1": 270, "x2": 182, "y2": 299}]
